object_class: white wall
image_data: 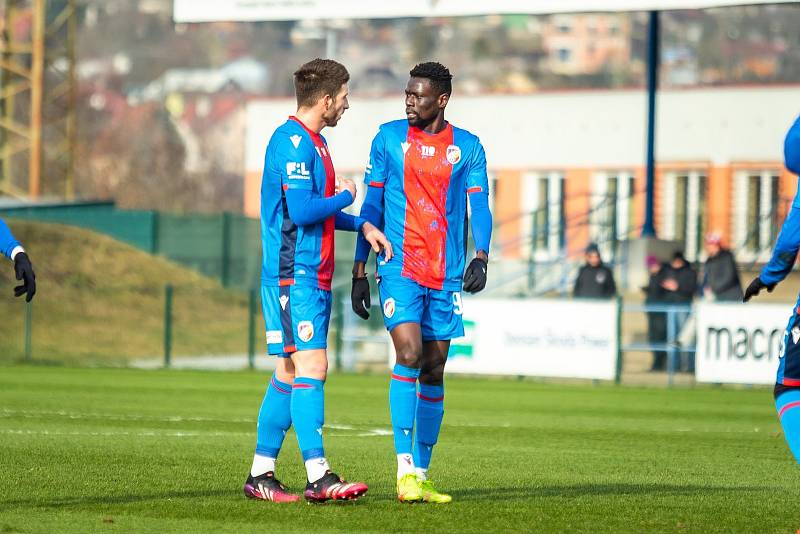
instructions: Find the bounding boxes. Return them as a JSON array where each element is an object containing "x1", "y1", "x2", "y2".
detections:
[{"x1": 246, "y1": 86, "x2": 799, "y2": 174}]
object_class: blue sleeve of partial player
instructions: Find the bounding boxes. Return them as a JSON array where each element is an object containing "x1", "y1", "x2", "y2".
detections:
[
  {"x1": 469, "y1": 191, "x2": 492, "y2": 254},
  {"x1": 0, "y1": 218, "x2": 21, "y2": 259},
  {"x1": 354, "y1": 185, "x2": 384, "y2": 262},
  {"x1": 760, "y1": 197, "x2": 800, "y2": 286},
  {"x1": 335, "y1": 211, "x2": 365, "y2": 232},
  {"x1": 786, "y1": 114, "x2": 800, "y2": 175},
  {"x1": 285, "y1": 188, "x2": 353, "y2": 226}
]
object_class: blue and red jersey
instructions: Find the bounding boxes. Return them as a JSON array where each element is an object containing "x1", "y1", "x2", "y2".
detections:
[
  {"x1": 260, "y1": 117, "x2": 337, "y2": 290},
  {"x1": 358, "y1": 120, "x2": 489, "y2": 291},
  {"x1": 759, "y1": 114, "x2": 800, "y2": 386}
]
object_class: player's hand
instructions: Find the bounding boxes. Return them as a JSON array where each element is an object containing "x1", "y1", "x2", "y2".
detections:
[
  {"x1": 361, "y1": 221, "x2": 393, "y2": 261},
  {"x1": 463, "y1": 257, "x2": 488, "y2": 294},
  {"x1": 351, "y1": 276, "x2": 371, "y2": 320},
  {"x1": 13, "y1": 252, "x2": 36, "y2": 302},
  {"x1": 743, "y1": 276, "x2": 775, "y2": 302},
  {"x1": 337, "y1": 178, "x2": 357, "y2": 201}
]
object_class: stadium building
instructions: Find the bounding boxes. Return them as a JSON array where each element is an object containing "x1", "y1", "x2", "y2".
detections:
[{"x1": 244, "y1": 84, "x2": 797, "y2": 266}]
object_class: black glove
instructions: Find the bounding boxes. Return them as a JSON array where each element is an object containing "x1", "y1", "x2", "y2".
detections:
[
  {"x1": 743, "y1": 276, "x2": 775, "y2": 303},
  {"x1": 13, "y1": 252, "x2": 36, "y2": 302},
  {"x1": 351, "y1": 276, "x2": 371, "y2": 320},
  {"x1": 463, "y1": 257, "x2": 488, "y2": 294}
]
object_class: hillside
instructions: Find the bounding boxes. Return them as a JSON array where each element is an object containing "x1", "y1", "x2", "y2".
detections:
[{"x1": 0, "y1": 220, "x2": 251, "y2": 365}]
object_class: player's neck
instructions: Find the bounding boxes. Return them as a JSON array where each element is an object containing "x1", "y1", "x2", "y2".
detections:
[
  {"x1": 419, "y1": 115, "x2": 447, "y2": 135},
  {"x1": 294, "y1": 108, "x2": 325, "y2": 134}
]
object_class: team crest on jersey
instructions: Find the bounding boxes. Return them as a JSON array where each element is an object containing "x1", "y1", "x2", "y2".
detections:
[
  {"x1": 446, "y1": 145, "x2": 461, "y2": 164},
  {"x1": 289, "y1": 134, "x2": 302, "y2": 149},
  {"x1": 383, "y1": 298, "x2": 396, "y2": 319},
  {"x1": 297, "y1": 321, "x2": 314, "y2": 343}
]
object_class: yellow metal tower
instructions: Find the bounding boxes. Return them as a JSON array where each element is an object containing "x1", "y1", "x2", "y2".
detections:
[{"x1": 0, "y1": 0, "x2": 77, "y2": 199}]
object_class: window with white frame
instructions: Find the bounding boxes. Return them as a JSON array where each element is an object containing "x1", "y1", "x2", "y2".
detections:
[
  {"x1": 734, "y1": 170, "x2": 780, "y2": 261},
  {"x1": 660, "y1": 171, "x2": 708, "y2": 261},
  {"x1": 591, "y1": 172, "x2": 636, "y2": 258},
  {"x1": 522, "y1": 172, "x2": 565, "y2": 260}
]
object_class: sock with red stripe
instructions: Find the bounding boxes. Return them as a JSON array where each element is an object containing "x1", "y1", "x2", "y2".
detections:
[
  {"x1": 252, "y1": 374, "x2": 293, "y2": 476},
  {"x1": 776, "y1": 389, "x2": 800, "y2": 462},
  {"x1": 390, "y1": 364, "x2": 420, "y2": 470},
  {"x1": 413, "y1": 382, "x2": 444, "y2": 472},
  {"x1": 291, "y1": 376, "x2": 327, "y2": 479}
]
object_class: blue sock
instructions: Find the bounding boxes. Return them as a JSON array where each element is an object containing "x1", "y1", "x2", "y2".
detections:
[
  {"x1": 390, "y1": 364, "x2": 420, "y2": 456},
  {"x1": 414, "y1": 383, "x2": 444, "y2": 470},
  {"x1": 291, "y1": 377, "x2": 325, "y2": 461},
  {"x1": 776, "y1": 389, "x2": 800, "y2": 462},
  {"x1": 255, "y1": 374, "x2": 293, "y2": 459}
]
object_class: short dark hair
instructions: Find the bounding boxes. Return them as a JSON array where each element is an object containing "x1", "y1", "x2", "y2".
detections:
[
  {"x1": 293, "y1": 59, "x2": 350, "y2": 108},
  {"x1": 409, "y1": 62, "x2": 452, "y2": 96}
]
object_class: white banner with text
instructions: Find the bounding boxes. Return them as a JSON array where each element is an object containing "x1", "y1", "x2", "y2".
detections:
[
  {"x1": 695, "y1": 302, "x2": 789, "y2": 385},
  {"x1": 414, "y1": 298, "x2": 619, "y2": 380}
]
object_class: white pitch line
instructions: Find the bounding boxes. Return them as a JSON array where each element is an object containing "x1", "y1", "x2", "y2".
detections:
[
  {"x1": 0, "y1": 429, "x2": 250, "y2": 438},
  {"x1": 0, "y1": 408, "x2": 254, "y2": 424}
]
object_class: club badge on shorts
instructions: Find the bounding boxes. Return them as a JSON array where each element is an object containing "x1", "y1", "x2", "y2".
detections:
[
  {"x1": 297, "y1": 321, "x2": 314, "y2": 343},
  {"x1": 383, "y1": 298, "x2": 396, "y2": 319},
  {"x1": 446, "y1": 145, "x2": 461, "y2": 164}
]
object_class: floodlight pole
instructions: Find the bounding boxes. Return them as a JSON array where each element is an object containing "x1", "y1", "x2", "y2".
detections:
[{"x1": 641, "y1": 10, "x2": 659, "y2": 238}]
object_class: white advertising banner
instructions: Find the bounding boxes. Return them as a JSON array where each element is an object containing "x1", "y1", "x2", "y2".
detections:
[
  {"x1": 695, "y1": 302, "x2": 790, "y2": 385},
  {"x1": 435, "y1": 298, "x2": 618, "y2": 380},
  {"x1": 175, "y1": 0, "x2": 796, "y2": 23}
]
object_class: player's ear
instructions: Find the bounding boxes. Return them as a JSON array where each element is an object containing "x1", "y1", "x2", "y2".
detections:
[
  {"x1": 438, "y1": 92, "x2": 450, "y2": 109},
  {"x1": 322, "y1": 93, "x2": 333, "y2": 111}
]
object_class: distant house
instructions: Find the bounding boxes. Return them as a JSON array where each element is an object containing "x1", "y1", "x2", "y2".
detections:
[{"x1": 127, "y1": 56, "x2": 269, "y2": 104}]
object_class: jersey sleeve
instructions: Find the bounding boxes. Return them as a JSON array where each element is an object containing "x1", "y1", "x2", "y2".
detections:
[
  {"x1": 273, "y1": 134, "x2": 316, "y2": 191},
  {"x1": 364, "y1": 129, "x2": 387, "y2": 188},
  {"x1": 760, "y1": 185, "x2": 800, "y2": 285},
  {"x1": 0, "y1": 218, "x2": 22, "y2": 259},
  {"x1": 465, "y1": 139, "x2": 489, "y2": 194}
]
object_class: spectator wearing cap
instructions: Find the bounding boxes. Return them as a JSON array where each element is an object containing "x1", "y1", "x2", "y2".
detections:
[
  {"x1": 702, "y1": 232, "x2": 743, "y2": 302},
  {"x1": 573, "y1": 243, "x2": 617, "y2": 299}
]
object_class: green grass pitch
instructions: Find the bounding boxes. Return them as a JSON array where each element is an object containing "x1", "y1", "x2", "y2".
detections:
[{"x1": 1, "y1": 366, "x2": 799, "y2": 533}]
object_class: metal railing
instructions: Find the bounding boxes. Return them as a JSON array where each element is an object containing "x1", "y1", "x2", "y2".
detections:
[{"x1": 620, "y1": 302, "x2": 695, "y2": 387}]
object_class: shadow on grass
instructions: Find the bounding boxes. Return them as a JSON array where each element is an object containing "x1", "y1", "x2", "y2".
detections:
[
  {"x1": 0, "y1": 487, "x2": 379, "y2": 511},
  {"x1": 0, "y1": 483, "x2": 774, "y2": 511},
  {"x1": 450, "y1": 482, "x2": 773, "y2": 501}
]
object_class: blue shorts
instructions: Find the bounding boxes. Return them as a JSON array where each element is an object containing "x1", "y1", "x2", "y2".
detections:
[
  {"x1": 261, "y1": 284, "x2": 331, "y2": 357},
  {"x1": 377, "y1": 275, "x2": 464, "y2": 342}
]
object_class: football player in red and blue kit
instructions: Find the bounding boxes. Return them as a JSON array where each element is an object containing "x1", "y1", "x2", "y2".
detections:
[
  {"x1": 352, "y1": 62, "x2": 492, "y2": 503},
  {"x1": 244, "y1": 58, "x2": 392, "y2": 504},
  {"x1": 744, "y1": 113, "x2": 800, "y2": 463}
]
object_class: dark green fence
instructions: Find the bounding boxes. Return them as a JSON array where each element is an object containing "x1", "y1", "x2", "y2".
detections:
[{"x1": 0, "y1": 201, "x2": 263, "y2": 289}]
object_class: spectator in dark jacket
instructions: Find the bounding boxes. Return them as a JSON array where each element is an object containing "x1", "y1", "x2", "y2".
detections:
[
  {"x1": 643, "y1": 254, "x2": 668, "y2": 371},
  {"x1": 658, "y1": 251, "x2": 697, "y2": 303},
  {"x1": 573, "y1": 243, "x2": 617, "y2": 299},
  {"x1": 658, "y1": 251, "x2": 697, "y2": 372},
  {"x1": 702, "y1": 232, "x2": 743, "y2": 301}
]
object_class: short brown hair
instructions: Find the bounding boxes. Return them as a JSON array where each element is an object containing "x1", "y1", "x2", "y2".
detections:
[{"x1": 293, "y1": 59, "x2": 350, "y2": 108}]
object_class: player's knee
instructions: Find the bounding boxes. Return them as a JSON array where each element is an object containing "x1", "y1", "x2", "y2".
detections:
[
  {"x1": 419, "y1": 366, "x2": 445, "y2": 385},
  {"x1": 395, "y1": 343, "x2": 423, "y2": 368},
  {"x1": 274, "y1": 358, "x2": 296, "y2": 384}
]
